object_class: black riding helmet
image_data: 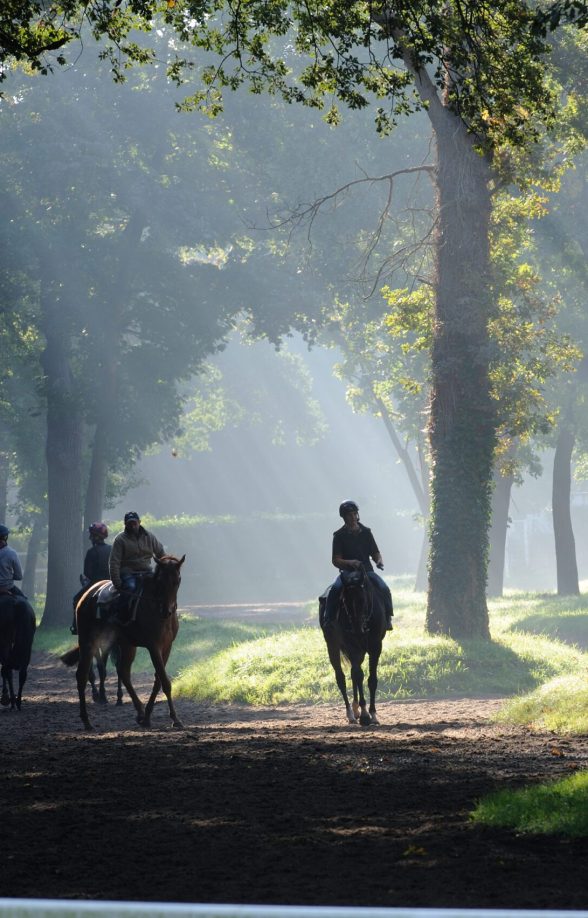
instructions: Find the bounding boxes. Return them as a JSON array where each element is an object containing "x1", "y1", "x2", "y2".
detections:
[
  {"x1": 0, "y1": 524, "x2": 9, "y2": 540},
  {"x1": 339, "y1": 500, "x2": 359, "y2": 518}
]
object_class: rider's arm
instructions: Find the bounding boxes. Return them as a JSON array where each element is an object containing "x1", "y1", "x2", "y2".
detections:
[
  {"x1": 333, "y1": 554, "x2": 361, "y2": 570},
  {"x1": 109, "y1": 539, "x2": 123, "y2": 590},
  {"x1": 151, "y1": 534, "x2": 165, "y2": 559},
  {"x1": 11, "y1": 550, "x2": 23, "y2": 582}
]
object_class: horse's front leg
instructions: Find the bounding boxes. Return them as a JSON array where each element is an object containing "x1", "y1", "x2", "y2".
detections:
[
  {"x1": 145, "y1": 645, "x2": 183, "y2": 730},
  {"x1": 367, "y1": 644, "x2": 383, "y2": 725},
  {"x1": 351, "y1": 658, "x2": 371, "y2": 726},
  {"x1": 327, "y1": 644, "x2": 356, "y2": 724}
]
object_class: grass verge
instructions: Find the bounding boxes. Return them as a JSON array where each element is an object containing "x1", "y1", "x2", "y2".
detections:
[{"x1": 471, "y1": 771, "x2": 588, "y2": 836}]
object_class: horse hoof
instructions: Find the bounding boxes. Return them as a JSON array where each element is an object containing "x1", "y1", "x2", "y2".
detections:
[
  {"x1": 116, "y1": 699, "x2": 123, "y2": 707},
  {"x1": 0, "y1": 695, "x2": 9, "y2": 707},
  {"x1": 359, "y1": 712, "x2": 371, "y2": 726},
  {"x1": 171, "y1": 720, "x2": 185, "y2": 730}
]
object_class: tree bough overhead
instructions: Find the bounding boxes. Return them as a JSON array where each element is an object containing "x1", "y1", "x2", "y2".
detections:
[
  {"x1": 2, "y1": 2, "x2": 585, "y2": 637},
  {"x1": 166, "y1": 0, "x2": 574, "y2": 640}
]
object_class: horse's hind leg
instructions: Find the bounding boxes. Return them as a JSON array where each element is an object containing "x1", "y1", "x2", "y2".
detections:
[
  {"x1": 327, "y1": 644, "x2": 356, "y2": 724},
  {"x1": 116, "y1": 643, "x2": 145, "y2": 724},
  {"x1": 88, "y1": 661, "x2": 100, "y2": 704},
  {"x1": 76, "y1": 644, "x2": 96, "y2": 730},
  {"x1": 95, "y1": 650, "x2": 108, "y2": 705},
  {"x1": 16, "y1": 665, "x2": 28, "y2": 710}
]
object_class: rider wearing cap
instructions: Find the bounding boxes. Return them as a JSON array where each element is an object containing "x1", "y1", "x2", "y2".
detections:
[
  {"x1": 0, "y1": 524, "x2": 30, "y2": 614},
  {"x1": 70, "y1": 522, "x2": 112, "y2": 633},
  {"x1": 109, "y1": 511, "x2": 165, "y2": 595},
  {"x1": 323, "y1": 500, "x2": 393, "y2": 630}
]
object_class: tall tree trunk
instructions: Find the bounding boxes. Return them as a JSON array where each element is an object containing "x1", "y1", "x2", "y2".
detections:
[
  {"x1": 487, "y1": 470, "x2": 514, "y2": 598},
  {"x1": 553, "y1": 406, "x2": 579, "y2": 596},
  {"x1": 21, "y1": 513, "x2": 47, "y2": 601},
  {"x1": 425, "y1": 113, "x2": 494, "y2": 639},
  {"x1": 84, "y1": 431, "x2": 108, "y2": 532},
  {"x1": 39, "y1": 283, "x2": 83, "y2": 628}
]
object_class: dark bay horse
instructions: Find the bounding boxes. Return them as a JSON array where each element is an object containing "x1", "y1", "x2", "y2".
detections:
[
  {"x1": 0, "y1": 593, "x2": 36, "y2": 710},
  {"x1": 320, "y1": 568, "x2": 387, "y2": 726},
  {"x1": 61, "y1": 554, "x2": 185, "y2": 731}
]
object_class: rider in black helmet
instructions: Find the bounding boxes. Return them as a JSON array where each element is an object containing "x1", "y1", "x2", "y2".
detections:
[
  {"x1": 323, "y1": 500, "x2": 393, "y2": 630},
  {"x1": 70, "y1": 522, "x2": 111, "y2": 634}
]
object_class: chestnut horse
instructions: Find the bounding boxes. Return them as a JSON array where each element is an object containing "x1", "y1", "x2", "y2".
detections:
[
  {"x1": 319, "y1": 567, "x2": 387, "y2": 726},
  {"x1": 61, "y1": 554, "x2": 185, "y2": 731},
  {"x1": 0, "y1": 593, "x2": 36, "y2": 710}
]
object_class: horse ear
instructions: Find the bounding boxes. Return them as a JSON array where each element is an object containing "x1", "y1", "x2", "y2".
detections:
[{"x1": 178, "y1": 554, "x2": 186, "y2": 567}]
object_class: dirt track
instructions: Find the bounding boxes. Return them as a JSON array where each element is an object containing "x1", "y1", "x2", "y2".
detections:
[{"x1": 2, "y1": 645, "x2": 588, "y2": 909}]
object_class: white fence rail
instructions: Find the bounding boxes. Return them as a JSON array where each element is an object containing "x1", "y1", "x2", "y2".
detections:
[{"x1": 1, "y1": 906, "x2": 587, "y2": 918}]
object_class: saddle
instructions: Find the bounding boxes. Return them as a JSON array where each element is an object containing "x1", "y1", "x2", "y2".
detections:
[{"x1": 95, "y1": 582, "x2": 141, "y2": 625}]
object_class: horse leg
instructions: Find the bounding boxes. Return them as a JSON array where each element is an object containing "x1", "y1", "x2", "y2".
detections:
[
  {"x1": 16, "y1": 665, "x2": 28, "y2": 710},
  {"x1": 88, "y1": 661, "x2": 100, "y2": 704},
  {"x1": 112, "y1": 646, "x2": 124, "y2": 706},
  {"x1": 0, "y1": 669, "x2": 9, "y2": 707},
  {"x1": 327, "y1": 644, "x2": 356, "y2": 724},
  {"x1": 367, "y1": 645, "x2": 382, "y2": 725},
  {"x1": 76, "y1": 643, "x2": 96, "y2": 730},
  {"x1": 351, "y1": 658, "x2": 371, "y2": 726},
  {"x1": 116, "y1": 643, "x2": 145, "y2": 724},
  {"x1": 96, "y1": 649, "x2": 108, "y2": 705},
  {"x1": 144, "y1": 645, "x2": 183, "y2": 730}
]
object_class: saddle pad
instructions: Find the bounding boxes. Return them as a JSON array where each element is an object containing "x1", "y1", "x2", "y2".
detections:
[{"x1": 96, "y1": 582, "x2": 118, "y2": 607}]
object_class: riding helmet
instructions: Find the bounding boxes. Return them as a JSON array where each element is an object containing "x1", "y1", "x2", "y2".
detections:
[
  {"x1": 0, "y1": 524, "x2": 9, "y2": 539},
  {"x1": 339, "y1": 500, "x2": 359, "y2": 518},
  {"x1": 88, "y1": 521, "x2": 108, "y2": 540}
]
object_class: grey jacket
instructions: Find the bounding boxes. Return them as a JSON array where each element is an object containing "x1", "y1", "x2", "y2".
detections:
[{"x1": 109, "y1": 527, "x2": 165, "y2": 589}]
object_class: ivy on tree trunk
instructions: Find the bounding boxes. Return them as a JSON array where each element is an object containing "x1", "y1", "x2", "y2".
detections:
[{"x1": 425, "y1": 115, "x2": 495, "y2": 640}]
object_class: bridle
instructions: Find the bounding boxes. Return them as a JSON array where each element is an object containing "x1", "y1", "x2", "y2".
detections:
[{"x1": 341, "y1": 569, "x2": 373, "y2": 633}]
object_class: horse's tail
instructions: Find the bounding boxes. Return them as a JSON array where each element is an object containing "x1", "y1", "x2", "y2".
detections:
[{"x1": 61, "y1": 646, "x2": 80, "y2": 667}]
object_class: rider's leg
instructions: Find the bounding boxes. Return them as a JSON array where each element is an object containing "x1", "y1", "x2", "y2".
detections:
[
  {"x1": 369, "y1": 573, "x2": 393, "y2": 630},
  {"x1": 323, "y1": 576, "x2": 343, "y2": 626}
]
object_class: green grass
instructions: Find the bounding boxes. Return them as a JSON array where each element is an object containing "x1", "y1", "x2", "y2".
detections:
[
  {"x1": 35, "y1": 582, "x2": 588, "y2": 724},
  {"x1": 171, "y1": 585, "x2": 588, "y2": 705},
  {"x1": 471, "y1": 771, "x2": 588, "y2": 836}
]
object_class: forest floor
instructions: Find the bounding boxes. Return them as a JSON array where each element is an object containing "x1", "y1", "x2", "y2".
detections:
[{"x1": 1, "y1": 607, "x2": 588, "y2": 909}]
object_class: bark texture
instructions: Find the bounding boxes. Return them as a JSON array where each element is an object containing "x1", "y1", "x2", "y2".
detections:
[
  {"x1": 425, "y1": 114, "x2": 494, "y2": 639},
  {"x1": 40, "y1": 283, "x2": 83, "y2": 627},
  {"x1": 487, "y1": 470, "x2": 514, "y2": 598}
]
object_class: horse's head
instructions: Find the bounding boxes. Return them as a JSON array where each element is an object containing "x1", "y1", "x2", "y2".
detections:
[
  {"x1": 340, "y1": 567, "x2": 371, "y2": 631},
  {"x1": 153, "y1": 554, "x2": 185, "y2": 615}
]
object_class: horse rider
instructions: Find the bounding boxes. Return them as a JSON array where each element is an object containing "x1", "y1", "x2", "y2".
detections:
[
  {"x1": 0, "y1": 524, "x2": 30, "y2": 615},
  {"x1": 109, "y1": 512, "x2": 165, "y2": 621},
  {"x1": 323, "y1": 500, "x2": 393, "y2": 630},
  {"x1": 70, "y1": 522, "x2": 111, "y2": 634}
]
